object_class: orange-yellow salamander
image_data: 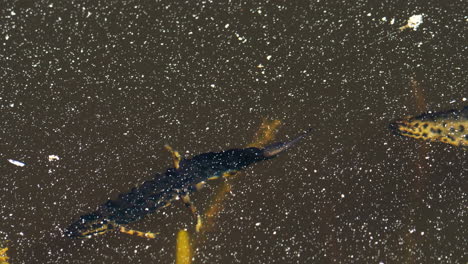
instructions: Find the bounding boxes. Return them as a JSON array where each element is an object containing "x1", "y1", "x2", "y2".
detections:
[{"x1": 390, "y1": 106, "x2": 468, "y2": 147}]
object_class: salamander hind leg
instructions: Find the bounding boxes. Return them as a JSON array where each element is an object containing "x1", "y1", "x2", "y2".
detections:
[
  {"x1": 118, "y1": 226, "x2": 158, "y2": 239},
  {"x1": 164, "y1": 145, "x2": 182, "y2": 169},
  {"x1": 181, "y1": 194, "x2": 203, "y2": 232}
]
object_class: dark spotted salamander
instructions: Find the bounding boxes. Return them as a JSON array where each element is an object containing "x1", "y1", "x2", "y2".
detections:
[{"x1": 65, "y1": 129, "x2": 311, "y2": 238}]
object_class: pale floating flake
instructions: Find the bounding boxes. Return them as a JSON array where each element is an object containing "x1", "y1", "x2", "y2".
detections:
[
  {"x1": 48, "y1": 155, "x2": 60, "y2": 161},
  {"x1": 8, "y1": 159, "x2": 25, "y2": 167},
  {"x1": 234, "y1": 33, "x2": 247, "y2": 43},
  {"x1": 407, "y1": 14, "x2": 423, "y2": 29},
  {"x1": 400, "y1": 14, "x2": 423, "y2": 31}
]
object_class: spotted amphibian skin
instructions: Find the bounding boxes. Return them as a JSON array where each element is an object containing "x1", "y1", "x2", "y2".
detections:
[
  {"x1": 390, "y1": 106, "x2": 468, "y2": 147},
  {"x1": 66, "y1": 129, "x2": 311, "y2": 238}
]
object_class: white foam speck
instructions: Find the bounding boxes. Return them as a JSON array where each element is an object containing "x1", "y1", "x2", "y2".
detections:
[
  {"x1": 48, "y1": 155, "x2": 60, "y2": 161},
  {"x1": 8, "y1": 159, "x2": 25, "y2": 167},
  {"x1": 407, "y1": 14, "x2": 423, "y2": 30}
]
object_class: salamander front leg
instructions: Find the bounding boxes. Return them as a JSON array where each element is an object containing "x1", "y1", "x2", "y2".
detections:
[
  {"x1": 164, "y1": 145, "x2": 182, "y2": 169},
  {"x1": 181, "y1": 194, "x2": 202, "y2": 232}
]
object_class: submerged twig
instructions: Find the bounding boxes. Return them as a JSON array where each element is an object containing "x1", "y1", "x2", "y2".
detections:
[{"x1": 175, "y1": 230, "x2": 192, "y2": 264}]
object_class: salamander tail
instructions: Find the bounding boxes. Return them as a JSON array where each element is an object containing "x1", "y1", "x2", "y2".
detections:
[{"x1": 262, "y1": 128, "x2": 312, "y2": 157}]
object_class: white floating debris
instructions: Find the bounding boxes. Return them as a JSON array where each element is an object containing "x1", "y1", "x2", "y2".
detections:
[
  {"x1": 8, "y1": 159, "x2": 25, "y2": 167},
  {"x1": 390, "y1": 18, "x2": 395, "y2": 25},
  {"x1": 408, "y1": 14, "x2": 423, "y2": 30},
  {"x1": 225, "y1": 23, "x2": 229, "y2": 29},
  {"x1": 400, "y1": 14, "x2": 423, "y2": 31},
  {"x1": 234, "y1": 33, "x2": 247, "y2": 43},
  {"x1": 255, "y1": 222, "x2": 261, "y2": 226},
  {"x1": 266, "y1": 55, "x2": 272, "y2": 60},
  {"x1": 257, "y1": 64, "x2": 264, "y2": 68},
  {"x1": 48, "y1": 155, "x2": 60, "y2": 161}
]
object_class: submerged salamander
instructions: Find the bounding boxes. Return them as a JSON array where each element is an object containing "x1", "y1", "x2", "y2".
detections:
[
  {"x1": 66, "y1": 129, "x2": 311, "y2": 238},
  {"x1": 390, "y1": 106, "x2": 468, "y2": 147}
]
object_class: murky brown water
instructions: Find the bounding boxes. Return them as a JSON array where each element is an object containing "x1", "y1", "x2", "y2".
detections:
[{"x1": 1, "y1": 1, "x2": 466, "y2": 263}]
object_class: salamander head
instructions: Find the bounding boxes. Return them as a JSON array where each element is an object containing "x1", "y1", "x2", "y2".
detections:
[
  {"x1": 262, "y1": 128, "x2": 312, "y2": 158},
  {"x1": 65, "y1": 212, "x2": 115, "y2": 238},
  {"x1": 389, "y1": 115, "x2": 447, "y2": 143}
]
